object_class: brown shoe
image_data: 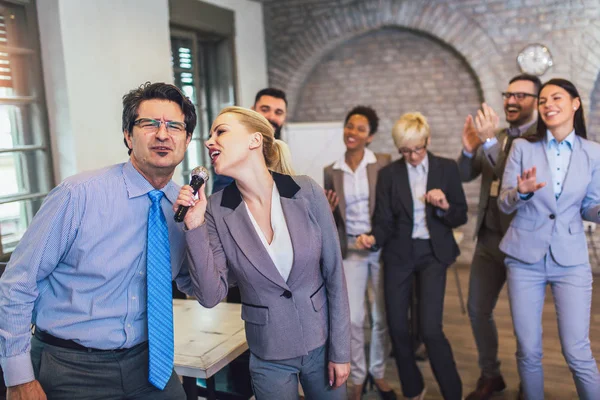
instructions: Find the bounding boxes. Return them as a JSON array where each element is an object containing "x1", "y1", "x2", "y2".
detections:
[{"x1": 465, "y1": 375, "x2": 507, "y2": 400}]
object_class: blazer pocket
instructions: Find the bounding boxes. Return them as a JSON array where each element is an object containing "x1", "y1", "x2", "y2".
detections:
[
  {"x1": 569, "y1": 220, "x2": 584, "y2": 234},
  {"x1": 511, "y1": 215, "x2": 536, "y2": 231},
  {"x1": 310, "y1": 283, "x2": 327, "y2": 312},
  {"x1": 241, "y1": 303, "x2": 269, "y2": 325}
]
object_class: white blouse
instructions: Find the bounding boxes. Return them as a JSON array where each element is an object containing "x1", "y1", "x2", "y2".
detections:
[{"x1": 244, "y1": 184, "x2": 294, "y2": 282}]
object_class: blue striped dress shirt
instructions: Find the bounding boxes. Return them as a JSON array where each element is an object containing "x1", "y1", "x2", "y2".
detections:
[{"x1": 0, "y1": 161, "x2": 193, "y2": 387}]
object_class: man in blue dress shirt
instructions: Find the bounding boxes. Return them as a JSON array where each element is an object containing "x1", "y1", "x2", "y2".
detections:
[{"x1": 0, "y1": 82, "x2": 198, "y2": 399}]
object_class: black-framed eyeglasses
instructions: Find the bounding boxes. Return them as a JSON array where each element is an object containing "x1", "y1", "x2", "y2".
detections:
[
  {"x1": 133, "y1": 118, "x2": 186, "y2": 134},
  {"x1": 502, "y1": 92, "x2": 538, "y2": 101},
  {"x1": 399, "y1": 144, "x2": 427, "y2": 156}
]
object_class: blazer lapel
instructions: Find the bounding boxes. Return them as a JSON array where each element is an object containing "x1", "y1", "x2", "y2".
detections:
[
  {"x1": 426, "y1": 153, "x2": 441, "y2": 217},
  {"x1": 396, "y1": 160, "x2": 413, "y2": 217},
  {"x1": 280, "y1": 197, "x2": 314, "y2": 288},
  {"x1": 366, "y1": 161, "x2": 377, "y2": 217},
  {"x1": 222, "y1": 190, "x2": 290, "y2": 290},
  {"x1": 332, "y1": 168, "x2": 346, "y2": 225}
]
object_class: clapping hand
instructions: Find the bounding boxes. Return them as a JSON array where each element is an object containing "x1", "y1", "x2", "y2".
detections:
[
  {"x1": 462, "y1": 115, "x2": 482, "y2": 153},
  {"x1": 474, "y1": 103, "x2": 499, "y2": 142},
  {"x1": 517, "y1": 166, "x2": 546, "y2": 195}
]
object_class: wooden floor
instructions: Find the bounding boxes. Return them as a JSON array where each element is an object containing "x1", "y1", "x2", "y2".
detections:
[{"x1": 357, "y1": 263, "x2": 600, "y2": 400}]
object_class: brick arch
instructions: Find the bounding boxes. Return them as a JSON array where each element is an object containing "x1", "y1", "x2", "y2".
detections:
[
  {"x1": 581, "y1": 25, "x2": 600, "y2": 143},
  {"x1": 268, "y1": 0, "x2": 507, "y2": 120}
]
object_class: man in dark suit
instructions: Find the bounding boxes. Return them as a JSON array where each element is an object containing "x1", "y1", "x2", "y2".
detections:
[
  {"x1": 458, "y1": 74, "x2": 540, "y2": 400},
  {"x1": 358, "y1": 112, "x2": 467, "y2": 400}
]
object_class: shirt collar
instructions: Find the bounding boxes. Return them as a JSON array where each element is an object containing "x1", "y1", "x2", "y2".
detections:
[
  {"x1": 406, "y1": 153, "x2": 429, "y2": 174},
  {"x1": 332, "y1": 148, "x2": 377, "y2": 171},
  {"x1": 517, "y1": 119, "x2": 536, "y2": 135},
  {"x1": 546, "y1": 129, "x2": 575, "y2": 150},
  {"x1": 122, "y1": 160, "x2": 179, "y2": 204}
]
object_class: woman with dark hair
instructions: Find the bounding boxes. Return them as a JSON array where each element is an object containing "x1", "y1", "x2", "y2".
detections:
[
  {"x1": 498, "y1": 79, "x2": 600, "y2": 399},
  {"x1": 323, "y1": 106, "x2": 396, "y2": 400}
]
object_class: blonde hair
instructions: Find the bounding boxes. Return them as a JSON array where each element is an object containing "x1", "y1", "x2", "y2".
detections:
[
  {"x1": 217, "y1": 106, "x2": 294, "y2": 175},
  {"x1": 391, "y1": 112, "x2": 430, "y2": 149}
]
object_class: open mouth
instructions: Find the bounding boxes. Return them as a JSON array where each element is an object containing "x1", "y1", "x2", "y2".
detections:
[{"x1": 209, "y1": 149, "x2": 221, "y2": 164}]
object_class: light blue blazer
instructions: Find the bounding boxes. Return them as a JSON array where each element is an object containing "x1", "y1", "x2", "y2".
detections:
[{"x1": 498, "y1": 135, "x2": 600, "y2": 266}]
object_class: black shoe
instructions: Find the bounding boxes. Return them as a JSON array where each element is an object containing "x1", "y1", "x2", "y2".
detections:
[
  {"x1": 465, "y1": 375, "x2": 507, "y2": 400},
  {"x1": 361, "y1": 374, "x2": 374, "y2": 394},
  {"x1": 371, "y1": 374, "x2": 397, "y2": 400}
]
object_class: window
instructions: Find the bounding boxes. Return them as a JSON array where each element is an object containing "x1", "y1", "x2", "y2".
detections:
[
  {"x1": 170, "y1": 28, "x2": 236, "y2": 184},
  {"x1": 0, "y1": 1, "x2": 52, "y2": 257}
]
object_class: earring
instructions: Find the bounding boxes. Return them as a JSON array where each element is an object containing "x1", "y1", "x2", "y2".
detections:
[{"x1": 573, "y1": 107, "x2": 577, "y2": 110}]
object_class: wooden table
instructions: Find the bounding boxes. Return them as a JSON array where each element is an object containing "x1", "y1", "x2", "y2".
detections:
[{"x1": 174, "y1": 299, "x2": 248, "y2": 400}]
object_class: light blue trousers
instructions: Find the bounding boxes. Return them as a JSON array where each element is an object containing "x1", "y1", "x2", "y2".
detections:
[{"x1": 506, "y1": 252, "x2": 600, "y2": 400}]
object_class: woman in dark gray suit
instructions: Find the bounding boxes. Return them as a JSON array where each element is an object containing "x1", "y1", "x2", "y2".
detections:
[{"x1": 174, "y1": 106, "x2": 351, "y2": 400}]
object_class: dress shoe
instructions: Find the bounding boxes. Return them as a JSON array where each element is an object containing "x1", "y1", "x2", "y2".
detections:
[
  {"x1": 371, "y1": 375, "x2": 397, "y2": 400},
  {"x1": 407, "y1": 387, "x2": 426, "y2": 400},
  {"x1": 465, "y1": 375, "x2": 506, "y2": 400}
]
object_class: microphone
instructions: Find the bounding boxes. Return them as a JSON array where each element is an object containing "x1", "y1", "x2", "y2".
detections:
[{"x1": 174, "y1": 166, "x2": 210, "y2": 222}]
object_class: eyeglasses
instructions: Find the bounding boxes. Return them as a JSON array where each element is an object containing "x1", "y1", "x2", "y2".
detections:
[
  {"x1": 133, "y1": 118, "x2": 186, "y2": 134},
  {"x1": 502, "y1": 92, "x2": 538, "y2": 101},
  {"x1": 399, "y1": 144, "x2": 427, "y2": 156}
]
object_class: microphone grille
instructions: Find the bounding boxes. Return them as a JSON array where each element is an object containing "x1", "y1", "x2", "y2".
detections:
[{"x1": 191, "y1": 166, "x2": 210, "y2": 182}]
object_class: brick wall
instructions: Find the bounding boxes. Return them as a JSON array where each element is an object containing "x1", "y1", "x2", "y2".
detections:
[{"x1": 261, "y1": 0, "x2": 600, "y2": 267}]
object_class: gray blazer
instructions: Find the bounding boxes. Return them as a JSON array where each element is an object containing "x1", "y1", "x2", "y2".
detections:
[
  {"x1": 458, "y1": 124, "x2": 537, "y2": 237},
  {"x1": 185, "y1": 173, "x2": 351, "y2": 363},
  {"x1": 323, "y1": 153, "x2": 391, "y2": 258},
  {"x1": 498, "y1": 136, "x2": 600, "y2": 265}
]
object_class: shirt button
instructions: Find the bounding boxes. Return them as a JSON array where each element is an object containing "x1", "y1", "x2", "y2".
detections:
[
  {"x1": 127, "y1": 324, "x2": 132, "y2": 328},
  {"x1": 549, "y1": 214, "x2": 556, "y2": 220},
  {"x1": 132, "y1": 296, "x2": 136, "y2": 300}
]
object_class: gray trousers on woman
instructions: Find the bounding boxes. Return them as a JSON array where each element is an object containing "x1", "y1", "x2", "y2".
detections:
[
  {"x1": 30, "y1": 336, "x2": 185, "y2": 400},
  {"x1": 249, "y1": 344, "x2": 347, "y2": 400}
]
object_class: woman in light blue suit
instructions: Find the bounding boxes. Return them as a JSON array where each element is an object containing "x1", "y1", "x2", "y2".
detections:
[{"x1": 498, "y1": 78, "x2": 600, "y2": 399}]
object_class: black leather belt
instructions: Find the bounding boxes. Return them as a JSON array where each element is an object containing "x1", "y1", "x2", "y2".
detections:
[{"x1": 34, "y1": 329, "x2": 136, "y2": 353}]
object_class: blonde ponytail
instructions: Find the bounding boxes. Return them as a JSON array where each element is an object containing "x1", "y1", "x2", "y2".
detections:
[{"x1": 270, "y1": 139, "x2": 295, "y2": 175}]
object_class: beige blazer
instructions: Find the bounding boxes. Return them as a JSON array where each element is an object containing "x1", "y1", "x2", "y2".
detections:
[
  {"x1": 323, "y1": 153, "x2": 391, "y2": 258},
  {"x1": 185, "y1": 173, "x2": 350, "y2": 363}
]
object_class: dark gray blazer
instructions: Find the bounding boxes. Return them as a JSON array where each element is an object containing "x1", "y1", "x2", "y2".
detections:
[
  {"x1": 457, "y1": 124, "x2": 537, "y2": 237},
  {"x1": 185, "y1": 172, "x2": 351, "y2": 363},
  {"x1": 323, "y1": 153, "x2": 391, "y2": 258}
]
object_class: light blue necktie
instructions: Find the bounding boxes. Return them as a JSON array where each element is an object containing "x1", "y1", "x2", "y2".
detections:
[{"x1": 147, "y1": 190, "x2": 174, "y2": 390}]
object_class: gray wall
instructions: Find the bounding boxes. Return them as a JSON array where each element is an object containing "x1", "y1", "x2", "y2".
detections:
[{"x1": 261, "y1": 0, "x2": 600, "y2": 265}]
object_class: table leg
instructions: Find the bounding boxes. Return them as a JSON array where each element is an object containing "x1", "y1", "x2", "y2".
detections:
[
  {"x1": 206, "y1": 376, "x2": 217, "y2": 400},
  {"x1": 183, "y1": 376, "x2": 198, "y2": 400}
]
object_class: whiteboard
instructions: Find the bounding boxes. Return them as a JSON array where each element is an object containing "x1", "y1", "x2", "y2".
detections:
[{"x1": 284, "y1": 121, "x2": 345, "y2": 187}]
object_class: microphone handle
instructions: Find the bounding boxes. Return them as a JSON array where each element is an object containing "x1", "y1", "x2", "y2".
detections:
[{"x1": 174, "y1": 175, "x2": 205, "y2": 222}]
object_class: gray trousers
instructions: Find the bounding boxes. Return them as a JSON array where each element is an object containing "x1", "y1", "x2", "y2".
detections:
[
  {"x1": 467, "y1": 228, "x2": 507, "y2": 378},
  {"x1": 30, "y1": 336, "x2": 185, "y2": 400},
  {"x1": 249, "y1": 344, "x2": 347, "y2": 400}
]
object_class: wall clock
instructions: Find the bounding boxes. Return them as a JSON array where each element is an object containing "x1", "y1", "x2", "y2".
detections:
[{"x1": 517, "y1": 44, "x2": 553, "y2": 76}]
